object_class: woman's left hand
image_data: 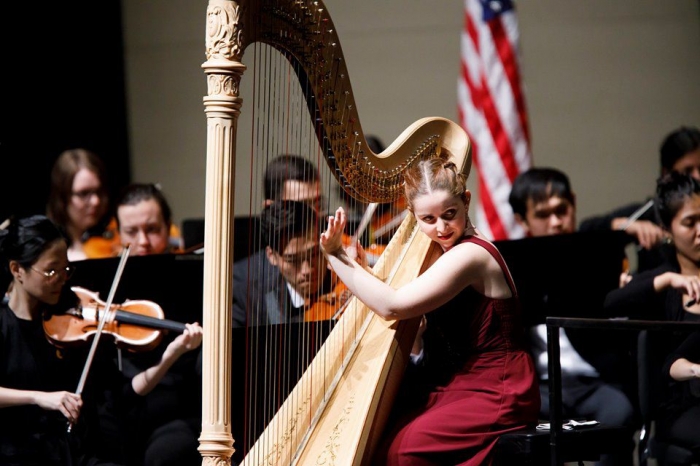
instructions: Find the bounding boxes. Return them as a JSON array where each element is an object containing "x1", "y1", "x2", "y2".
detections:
[
  {"x1": 320, "y1": 207, "x2": 348, "y2": 256},
  {"x1": 166, "y1": 322, "x2": 203, "y2": 357}
]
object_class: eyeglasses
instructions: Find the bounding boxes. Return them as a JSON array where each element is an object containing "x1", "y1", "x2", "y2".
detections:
[
  {"x1": 72, "y1": 189, "x2": 105, "y2": 202},
  {"x1": 281, "y1": 245, "x2": 322, "y2": 268},
  {"x1": 30, "y1": 265, "x2": 76, "y2": 282}
]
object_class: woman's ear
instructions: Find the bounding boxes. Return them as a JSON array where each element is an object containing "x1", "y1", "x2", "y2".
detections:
[
  {"x1": 463, "y1": 189, "x2": 471, "y2": 206},
  {"x1": 9, "y1": 260, "x2": 22, "y2": 283}
]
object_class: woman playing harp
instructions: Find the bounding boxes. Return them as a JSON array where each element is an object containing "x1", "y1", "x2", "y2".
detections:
[
  {"x1": 198, "y1": 0, "x2": 535, "y2": 465},
  {"x1": 320, "y1": 154, "x2": 540, "y2": 465}
]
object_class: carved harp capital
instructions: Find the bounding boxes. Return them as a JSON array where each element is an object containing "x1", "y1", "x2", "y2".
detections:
[{"x1": 205, "y1": 1, "x2": 244, "y2": 62}]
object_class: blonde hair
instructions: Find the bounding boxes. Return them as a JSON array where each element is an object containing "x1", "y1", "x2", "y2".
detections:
[{"x1": 403, "y1": 152, "x2": 467, "y2": 211}]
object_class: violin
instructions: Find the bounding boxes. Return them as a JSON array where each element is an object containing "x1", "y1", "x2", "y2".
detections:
[
  {"x1": 303, "y1": 274, "x2": 351, "y2": 322},
  {"x1": 82, "y1": 218, "x2": 122, "y2": 259},
  {"x1": 44, "y1": 286, "x2": 187, "y2": 352}
]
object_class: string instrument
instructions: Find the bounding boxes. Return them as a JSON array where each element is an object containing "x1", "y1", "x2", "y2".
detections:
[
  {"x1": 197, "y1": 1, "x2": 471, "y2": 464},
  {"x1": 82, "y1": 218, "x2": 122, "y2": 259},
  {"x1": 303, "y1": 272, "x2": 351, "y2": 322},
  {"x1": 44, "y1": 286, "x2": 186, "y2": 353}
]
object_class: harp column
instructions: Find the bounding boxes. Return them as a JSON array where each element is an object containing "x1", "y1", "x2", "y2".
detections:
[{"x1": 199, "y1": 1, "x2": 245, "y2": 464}]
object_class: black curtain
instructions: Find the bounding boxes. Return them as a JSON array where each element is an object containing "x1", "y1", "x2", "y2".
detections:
[{"x1": 0, "y1": 0, "x2": 130, "y2": 222}]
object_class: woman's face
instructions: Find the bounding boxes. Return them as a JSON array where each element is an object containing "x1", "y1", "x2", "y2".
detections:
[
  {"x1": 671, "y1": 193, "x2": 700, "y2": 265},
  {"x1": 67, "y1": 168, "x2": 106, "y2": 234},
  {"x1": 19, "y1": 239, "x2": 70, "y2": 306},
  {"x1": 411, "y1": 189, "x2": 468, "y2": 250}
]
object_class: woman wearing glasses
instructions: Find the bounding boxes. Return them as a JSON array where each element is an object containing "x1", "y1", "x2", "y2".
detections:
[
  {"x1": 47, "y1": 148, "x2": 120, "y2": 261},
  {"x1": 0, "y1": 215, "x2": 203, "y2": 466}
]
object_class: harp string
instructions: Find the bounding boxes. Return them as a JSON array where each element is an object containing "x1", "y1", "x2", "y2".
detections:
[
  {"x1": 241, "y1": 54, "x2": 391, "y2": 466},
  {"x1": 236, "y1": 33, "x2": 362, "y2": 461}
]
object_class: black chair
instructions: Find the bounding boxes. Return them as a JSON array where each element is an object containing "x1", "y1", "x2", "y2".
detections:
[
  {"x1": 637, "y1": 330, "x2": 700, "y2": 466},
  {"x1": 494, "y1": 319, "x2": 630, "y2": 466}
]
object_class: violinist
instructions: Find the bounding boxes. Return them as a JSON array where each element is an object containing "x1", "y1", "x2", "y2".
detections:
[
  {"x1": 0, "y1": 215, "x2": 202, "y2": 466},
  {"x1": 115, "y1": 183, "x2": 183, "y2": 256},
  {"x1": 604, "y1": 172, "x2": 700, "y2": 454},
  {"x1": 233, "y1": 155, "x2": 332, "y2": 327},
  {"x1": 113, "y1": 183, "x2": 201, "y2": 466},
  {"x1": 233, "y1": 199, "x2": 336, "y2": 327},
  {"x1": 47, "y1": 148, "x2": 121, "y2": 261}
]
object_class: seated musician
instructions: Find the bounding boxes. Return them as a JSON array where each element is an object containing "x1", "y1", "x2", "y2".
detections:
[
  {"x1": 233, "y1": 199, "x2": 337, "y2": 327},
  {"x1": 320, "y1": 153, "x2": 540, "y2": 465},
  {"x1": 508, "y1": 167, "x2": 636, "y2": 466},
  {"x1": 604, "y1": 173, "x2": 700, "y2": 452},
  {"x1": 112, "y1": 182, "x2": 201, "y2": 466},
  {"x1": 47, "y1": 148, "x2": 121, "y2": 261},
  {"x1": 115, "y1": 183, "x2": 183, "y2": 256},
  {"x1": 0, "y1": 215, "x2": 202, "y2": 466},
  {"x1": 233, "y1": 155, "x2": 335, "y2": 327}
]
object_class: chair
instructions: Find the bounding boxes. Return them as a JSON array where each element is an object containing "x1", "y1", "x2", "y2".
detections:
[
  {"x1": 637, "y1": 329, "x2": 700, "y2": 466},
  {"x1": 494, "y1": 319, "x2": 630, "y2": 465}
]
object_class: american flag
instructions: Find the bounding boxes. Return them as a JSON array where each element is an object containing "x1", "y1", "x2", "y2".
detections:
[{"x1": 458, "y1": 0, "x2": 532, "y2": 240}]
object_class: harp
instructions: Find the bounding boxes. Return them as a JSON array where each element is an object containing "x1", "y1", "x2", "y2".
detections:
[{"x1": 198, "y1": 1, "x2": 472, "y2": 465}]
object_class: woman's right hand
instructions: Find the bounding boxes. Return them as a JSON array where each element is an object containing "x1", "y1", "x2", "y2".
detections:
[
  {"x1": 36, "y1": 391, "x2": 82, "y2": 423},
  {"x1": 320, "y1": 207, "x2": 348, "y2": 256},
  {"x1": 656, "y1": 272, "x2": 700, "y2": 305}
]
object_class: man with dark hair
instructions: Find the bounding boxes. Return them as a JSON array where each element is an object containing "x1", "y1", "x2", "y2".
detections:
[
  {"x1": 509, "y1": 167, "x2": 637, "y2": 466},
  {"x1": 233, "y1": 200, "x2": 335, "y2": 327},
  {"x1": 263, "y1": 154, "x2": 325, "y2": 214},
  {"x1": 233, "y1": 155, "x2": 341, "y2": 327}
]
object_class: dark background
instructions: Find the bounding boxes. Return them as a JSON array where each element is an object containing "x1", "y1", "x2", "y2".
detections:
[{"x1": 0, "y1": 1, "x2": 130, "y2": 222}]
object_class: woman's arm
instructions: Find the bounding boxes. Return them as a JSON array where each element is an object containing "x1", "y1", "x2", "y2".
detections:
[
  {"x1": 320, "y1": 207, "x2": 492, "y2": 320},
  {"x1": 131, "y1": 322, "x2": 203, "y2": 395},
  {"x1": 0, "y1": 387, "x2": 82, "y2": 422},
  {"x1": 669, "y1": 358, "x2": 700, "y2": 381},
  {"x1": 604, "y1": 264, "x2": 676, "y2": 318}
]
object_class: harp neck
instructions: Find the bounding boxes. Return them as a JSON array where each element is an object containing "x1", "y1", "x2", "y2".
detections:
[{"x1": 206, "y1": 0, "x2": 471, "y2": 202}]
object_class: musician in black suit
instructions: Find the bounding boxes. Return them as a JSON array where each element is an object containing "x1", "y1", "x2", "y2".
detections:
[
  {"x1": 232, "y1": 199, "x2": 336, "y2": 327},
  {"x1": 508, "y1": 167, "x2": 637, "y2": 466}
]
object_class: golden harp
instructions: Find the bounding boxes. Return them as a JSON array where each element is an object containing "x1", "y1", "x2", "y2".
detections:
[{"x1": 198, "y1": 1, "x2": 472, "y2": 465}]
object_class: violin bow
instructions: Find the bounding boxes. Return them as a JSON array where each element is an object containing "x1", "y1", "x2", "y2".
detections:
[
  {"x1": 618, "y1": 199, "x2": 654, "y2": 231},
  {"x1": 68, "y1": 244, "x2": 131, "y2": 432},
  {"x1": 350, "y1": 202, "x2": 379, "y2": 247}
]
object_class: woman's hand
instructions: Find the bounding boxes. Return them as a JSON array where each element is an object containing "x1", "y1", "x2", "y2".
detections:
[
  {"x1": 346, "y1": 239, "x2": 369, "y2": 270},
  {"x1": 165, "y1": 322, "x2": 203, "y2": 358},
  {"x1": 656, "y1": 272, "x2": 700, "y2": 306},
  {"x1": 320, "y1": 207, "x2": 348, "y2": 256},
  {"x1": 37, "y1": 391, "x2": 82, "y2": 423},
  {"x1": 624, "y1": 220, "x2": 668, "y2": 250}
]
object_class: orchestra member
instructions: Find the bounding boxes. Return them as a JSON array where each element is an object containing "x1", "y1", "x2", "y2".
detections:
[
  {"x1": 115, "y1": 183, "x2": 182, "y2": 256},
  {"x1": 659, "y1": 330, "x2": 700, "y2": 456},
  {"x1": 581, "y1": 126, "x2": 700, "y2": 273},
  {"x1": 319, "y1": 153, "x2": 539, "y2": 465},
  {"x1": 233, "y1": 200, "x2": 338, "y2": 327},
  {"x1": 0, "y1": 215, "x2": 202, "y2": 466},
  {"x1": 604, "y1": 172, "x2": 700, "y2": 322},
  {"x1": 604, "y1": 172, "x2": 700, "y2": 459},
  {"x1": 114, "y1": 183, "x2": 200, "y2": 466},
  {"x1": 47, "y1": 148, "x2": 119, "y2": 261},
  {"x1": 508, "y1": 167, "x2": 636, "y2": 466},
  {"x1": 233, "y1": 155, "x2": 331, "y2": 327}
]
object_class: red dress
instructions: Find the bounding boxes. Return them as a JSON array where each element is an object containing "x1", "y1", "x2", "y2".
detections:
[{"x1": 383, "y1": 236, "x2": 540, "y2": 465}]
